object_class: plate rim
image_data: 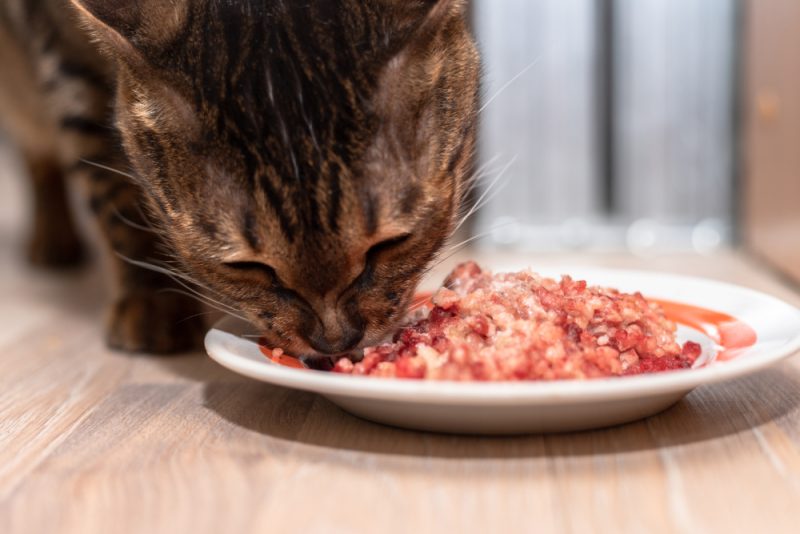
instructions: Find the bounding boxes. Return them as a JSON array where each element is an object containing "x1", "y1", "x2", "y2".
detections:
[{"x1": 204, "y1": 268, "x2": 800, "y2": 406}]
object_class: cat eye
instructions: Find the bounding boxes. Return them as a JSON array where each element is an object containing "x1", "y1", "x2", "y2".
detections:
[
  {"x1": 366, "y1": 233, "x2": 413, "y2": 261},
  {"x1": 222, "y1": 261, "x2": 278, "y2": 281},
  {"x1": 223, "y1": 260, "x2": 314, "y2": 307},
  {"x1": 350, "y1": 233, "x2": 414, "y2": 290}
]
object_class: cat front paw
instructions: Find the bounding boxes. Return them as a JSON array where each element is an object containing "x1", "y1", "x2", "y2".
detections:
[{"x1": 107, "y1": 291, "x2": 206, "y2": 354}]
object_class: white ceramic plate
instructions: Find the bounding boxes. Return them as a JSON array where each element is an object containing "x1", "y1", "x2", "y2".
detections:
[{"x1": 204, "y1": 267, "x2": 800, "y2": 434}]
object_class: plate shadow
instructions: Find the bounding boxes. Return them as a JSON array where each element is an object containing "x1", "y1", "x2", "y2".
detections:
[{"x1": 194, "y1": 363, "x2": 800, "y2": 460}]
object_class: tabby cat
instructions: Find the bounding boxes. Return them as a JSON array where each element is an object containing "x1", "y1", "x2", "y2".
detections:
[{"x1": 0, "y1": 0, "x2": 480, "y2": 355}]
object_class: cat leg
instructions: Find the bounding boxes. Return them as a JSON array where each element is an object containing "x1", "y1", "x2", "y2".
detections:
[
  {"x1": 43, "y1": 70, "x2": 204, "y2": 352},
  {"x1": 4, "y1": 9, "x2": 203, "y2": 352},
  {"x1": 24, "y1": 152, "x2": 86, "y2": 268},
  {"x1": 77, "y1": 154, "x2": 206, "y2": 353},
  {"x1": 0, "y1": 25, "x2": 85, "y2": 267}
]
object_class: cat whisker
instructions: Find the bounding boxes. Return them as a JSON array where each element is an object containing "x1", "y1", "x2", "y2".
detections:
[
  {"x1": 163, "y1": 275, "x2": 243, "y2": 317},
  {"x1": 110, "y1": 205, "x2": 160, "y2": 234},
  {"x1": 79, "y1": 159, "x2": 138, "y2": 181},
  {"x1": 174, "y1": 310, "x2": 238, "y2": 326},
  {"x1": 80, "y1": 160, "x2": 169, "y2": 236},
  {"x1": 453, "y1": 155, "x2": 518, "y2": 233},
  {"x1": 457, "y1": 165, "x2": 507, "y2": 220},
  {"x1": 140, "y1": 258, "x2": 232, "y2": 301},
  {"x1": 162, "y1": 272, "x2": 241, "y2": 313},
  {"x1": 429, "y1": 220, "x2": 517, "y2": 274},
  {"x1": 454, "y1": 170, "x2": 501, "y2": 230},
  {"x1": 443, "y1": 223, "x2": 512, "y2": 257},
  {"x1": 479, "y1": 55, "x2": 542, "y2": 114},
  {"x1": 134, "y1": 202, "x2": 170, "y2": 236},
  {"x1": 115, "y1": 254, "x2": 243, "y2": 315},
  {"x1": 456, "y1": 155, "x2": 515, "y2": 214},
  {"x1": 461, "y1": 177, "x2": 513, "y2": 222},
  {"x1": 159, "y1": 288, "x2": 250, "y2": 324},
  {"x1": 175, "y1": 310, "x2": 216, "y2": 324},
  {"x1": 460, "y1": 154, "x2": 503, "y2": 199}
]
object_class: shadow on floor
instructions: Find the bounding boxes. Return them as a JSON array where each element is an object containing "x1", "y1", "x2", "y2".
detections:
[{"x1": 190, "y1": 362, "x2": 800, "y2": 460}]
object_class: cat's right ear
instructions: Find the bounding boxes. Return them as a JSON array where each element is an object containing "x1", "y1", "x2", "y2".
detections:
[
  {"x1": 390, "y1": 0, "x2": 467, "y2": 44},
  {"x1": 69, "y1": 0, "x2": 188, "y2": 65},
  {"x1": 406, "y1": 0, "x2": 467, "y2": 21},
  {"x1": 419, "y1": 0, "x2": 467, "y2": 20}
]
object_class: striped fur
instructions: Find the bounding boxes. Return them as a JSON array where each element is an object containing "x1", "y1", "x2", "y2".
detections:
[{"x1": 0, "y1": 0, "x2": 481, "y2": 356}]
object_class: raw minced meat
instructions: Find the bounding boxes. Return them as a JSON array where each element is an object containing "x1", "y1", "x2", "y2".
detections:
[{"x1": 332, "y1": 262, "x2": 701, "y2": 381}]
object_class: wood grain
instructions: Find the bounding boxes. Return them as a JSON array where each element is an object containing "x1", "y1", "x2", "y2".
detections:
[{"x1": 2, "y1": 147, "x2": 800, "y2": 533}]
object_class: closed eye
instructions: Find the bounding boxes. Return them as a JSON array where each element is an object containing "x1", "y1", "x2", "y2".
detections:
[
  {"x1": 223, "y1": 261, "x2": 278, "y2": 281},
  {"x1": 224, "y1": 261, "x2": 315, "y2": 314},
  {"x1": 365, "y1": 233, "x2": 413, "y2": 262},
  {"x1": 348, "y1": 233, "x2": 414, "y2": 292}
]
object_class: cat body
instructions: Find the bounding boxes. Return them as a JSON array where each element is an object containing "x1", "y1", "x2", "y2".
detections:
[{"x1": 0, "y1": 0, "x2": 480, "y2": 355}]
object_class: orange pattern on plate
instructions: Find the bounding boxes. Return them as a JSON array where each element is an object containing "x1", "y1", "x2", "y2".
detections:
[
  {"x1": 259, "y1": 343, "x2": 307, "y2": 370},
  {"x1": 653, "y1": 299, "x2": 757, "y2": 361}
]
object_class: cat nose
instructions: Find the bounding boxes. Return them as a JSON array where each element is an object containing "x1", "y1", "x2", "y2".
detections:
[{"x1": 307, "y1": 325, "x2": 364, "y2": 355}]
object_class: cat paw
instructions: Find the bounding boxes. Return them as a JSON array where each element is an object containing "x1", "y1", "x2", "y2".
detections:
[
  {"x1": 107, "y1": 291, "x2": 206, "y2": 354},
  {"x1": 27, "y1": 228, "x2": 86, "y2": 268}
]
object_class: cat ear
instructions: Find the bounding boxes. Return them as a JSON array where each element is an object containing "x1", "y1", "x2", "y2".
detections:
[
  {"x1": 69, "y1": 0, "x2": 188, "y2": 60},
  {"x1": 420, "y1": 0, "x2": 467, "y2": 22},
  {"x1": 393, "y1": 0, "x2": 467, "y2": 41}
]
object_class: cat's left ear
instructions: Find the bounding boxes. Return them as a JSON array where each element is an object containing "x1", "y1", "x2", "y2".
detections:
[{"x1": 69, "y1": 0, "x2": 188, "y2": 64}]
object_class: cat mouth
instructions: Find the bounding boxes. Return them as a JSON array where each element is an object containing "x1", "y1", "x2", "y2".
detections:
[
  {"x1": 257, "y1": 292, "x2": 422, "y2": 359},
  {"x1": 260, "y1": 327, "x2": 394, "y2": 361},
  {"x1": 258, "y1": 333, "x2": 362, "y2": 360},
  {"x1": 305, "y1": 349, "x2": 365, "y2": 368}
]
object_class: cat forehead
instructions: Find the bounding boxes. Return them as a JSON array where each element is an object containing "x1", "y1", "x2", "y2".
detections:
[
  {"x1": 114, "y1": 0, "x2": 469, "y2": 153},
  {"x1": 106, "y1": 0, "x2": 470, "y2": 247},
  {"x1": 72, "y1": 0, "x2": 464, "y2": 49}
]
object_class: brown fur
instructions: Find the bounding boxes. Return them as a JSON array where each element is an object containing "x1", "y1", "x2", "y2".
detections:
[{"x1": 0, "y1": 0, "x2": 481, "y2": 355}]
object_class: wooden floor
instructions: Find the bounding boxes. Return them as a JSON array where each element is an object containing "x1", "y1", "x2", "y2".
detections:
[{"x1": 2, "y1": 144, "x2": 800, "y2": 533}]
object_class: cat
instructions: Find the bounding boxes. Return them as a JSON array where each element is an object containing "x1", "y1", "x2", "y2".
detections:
[{"x1": 0, "y1": 0, "x2": 480, "y2": 356}]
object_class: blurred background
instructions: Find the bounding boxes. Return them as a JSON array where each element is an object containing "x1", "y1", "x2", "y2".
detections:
[
  {"x1": 468, "y1": 0, "x2": 797, "y2": 283},
  {"x1": 472, "y1": 0, "x2": 738, "y2": 253},
  {"x1": 0, "y1": 0, "x2": 797, "y2": 281}
]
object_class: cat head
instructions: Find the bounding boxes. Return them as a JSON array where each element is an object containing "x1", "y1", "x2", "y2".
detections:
[{"x1": 71, "y1": 0, "x2": 481, "y2": 355}]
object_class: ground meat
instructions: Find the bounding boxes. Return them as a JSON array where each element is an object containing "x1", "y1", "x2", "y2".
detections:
[{"x1": 332, "y1": 262, "x2": 702, "y2": 381}]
